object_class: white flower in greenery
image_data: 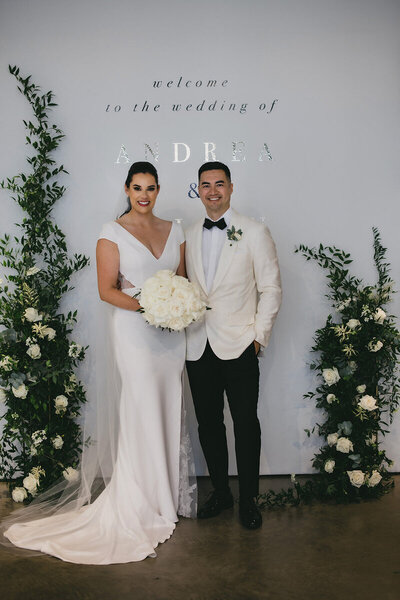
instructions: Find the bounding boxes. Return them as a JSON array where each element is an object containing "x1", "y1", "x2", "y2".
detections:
[
  {"x1": 367, "y1": 470, "x2": 382, "y2": 487},
  {"x1": 68, "y1": 342, "x2": 82, "y2": 359},
  {"x1": 0, "y1": 355, "x2": 14, "y2": 371},
  {"x1": 31, "y1": 429, "x2": 47, "y2": 447},
  {"x1": 366, "y1": 433, "x2": 377, "y2": 446},
  {"x1": 358, "y1": 395, "x2": 378, "y2": 412},
  {"x1": 368, "y1": 340, "x2": 383, "y2": 353},
  {"x1": 356, "y1": 384, "x2": 366, "y2": 394},
  {"x1": 322, "y1": 367, "x2": 340, "y2": 386},
  {"x1": 26, "y1": 266, "x2": 41, "y2": 276},
  {"x1": 54, "y1": 395, "x2": 68, "y2": 414},
  {"x1": 336, "y1": 437, "x2": 354, "y2": 453},
  {"x1": 347, "y1": 319, "x2": 361, "y2": 330},
  {"x1": 347, "y1": 470, "x2": 365, "y2": 488},
  {"x1": 327, "y1": 433, "x2": 338, "y2": 447},
  {"x1": 373, "y1": 308, "x2": 386, "y2": 324},
  {"x1": 12, "y1": 487, "x2": 28, "y2": 503},
  {"x1": 43, "y1": 327, "x2": 56, "y2": 340},
  {"x1": 337, "y1": 298, "x2": 351, "y2": 312},
  {"x1": 30, "y1": 444, "x2": 38, "y2": 456},
  {"x1": 12, "y1": 384, "x2": 28, "y2": 399},
  {"x1": 63, "y1": 467, "x2": 79, "y2": 482},
  {"x1": 52, "y1": 435, "x2": 64, "y2": 450},
  {"x1": 0, "y1": 388, "x2": 6, "y2": 403},
  {"x1": 324, "y1": 460, "x2": 335, "y2": 473},
  {"x1": 24, "y1": 307, "x2": 42, "y2": 322},
  {"x1": 326, "y1": 394, "x2": 336, "y2": 404},
  {"x1": 0, "y1": 277, "x2": 3, "y2": 285},
  {"x1": 31, "y1": 466, "x2": 45, "y2": 481},
  {"x1": 348, "y1": 361, "x2": 357, "y2": 372},
  {"x1": 23, "y1": 473, "x2": 38, "y2": 494},
  {"x1": 26, "y1": 344, "x2": 41, "y2": 360}
]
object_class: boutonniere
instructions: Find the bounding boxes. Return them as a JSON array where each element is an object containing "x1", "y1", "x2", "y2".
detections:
[{"x1": 227, "y1": 225, "x2": 243, "y2": 246}]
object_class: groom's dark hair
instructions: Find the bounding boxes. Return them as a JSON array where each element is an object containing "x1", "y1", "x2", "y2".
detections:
[{"x1": 198, "y1": 161, "x2": 231, "y2": 182}]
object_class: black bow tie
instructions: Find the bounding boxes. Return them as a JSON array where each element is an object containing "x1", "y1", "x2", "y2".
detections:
[{"x1": 203, "y1": 217, "x2": 227, "y2": 230}]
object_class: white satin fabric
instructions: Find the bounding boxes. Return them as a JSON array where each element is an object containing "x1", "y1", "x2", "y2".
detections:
[{"x1": 4, "y1": 221, "x2": 196, "y2": 564}]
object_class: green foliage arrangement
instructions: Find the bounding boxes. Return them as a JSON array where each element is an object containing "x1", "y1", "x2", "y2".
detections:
[
  {"x1": 258, "y1": 228, "x2": 399, "y2": 508},
  {"x1": 0, "y1": 66, "x2": 89, "y2": 503}
]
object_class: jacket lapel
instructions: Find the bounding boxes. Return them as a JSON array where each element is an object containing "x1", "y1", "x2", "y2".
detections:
[{"x1": 210, "y1": 210, "x2": 241, "y2": 293}]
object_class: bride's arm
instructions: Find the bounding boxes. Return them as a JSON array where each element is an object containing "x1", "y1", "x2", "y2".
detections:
[
  {"x1": 96, "y1": 239, "x2": 141, "y2": 311},
  {"x1": 176, "y1": 241, "x2": 187, "y2": 278}
]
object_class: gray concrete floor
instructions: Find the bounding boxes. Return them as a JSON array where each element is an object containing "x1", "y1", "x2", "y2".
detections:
[{"x1": 1, "y1": 476, "x2": 399, "y2": 600}]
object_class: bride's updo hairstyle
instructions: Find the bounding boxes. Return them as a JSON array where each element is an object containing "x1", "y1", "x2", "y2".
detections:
[{"x1": 122, "y1": 161, "x2": 159, "y2": 216}]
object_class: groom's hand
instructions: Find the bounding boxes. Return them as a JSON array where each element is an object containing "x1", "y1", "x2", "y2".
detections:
[{"x1": 253, "y1": 341, "x2": 260, "y2": 355}]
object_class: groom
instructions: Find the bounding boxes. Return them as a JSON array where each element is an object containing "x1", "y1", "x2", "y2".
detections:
[{"x1": 185, "y1": 161, "x2": 282, "y2": 529}]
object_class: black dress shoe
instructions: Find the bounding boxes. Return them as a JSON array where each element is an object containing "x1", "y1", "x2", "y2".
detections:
[
  {"x1": 197, "y1": 490, "x2": 234, "y2": 519},
  {"x1": 239, "y1": 499, "x2": 262, "y2": 529}
]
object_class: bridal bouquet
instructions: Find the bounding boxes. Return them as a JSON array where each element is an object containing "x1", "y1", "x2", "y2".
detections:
[{"x1": 138, "y1": 270, "x2": 207, "y2": 331}]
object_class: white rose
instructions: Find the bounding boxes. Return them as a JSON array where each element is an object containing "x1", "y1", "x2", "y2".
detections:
[
  {"x1": 12, "y1": 487, "x2": 28, "y2": 502},
  {"x1": 347, "y1": 470, "x2": 365, "y2": 488},
  {"x1": 368, "y1": 340, "x2": 383, "y2": 352},
  {"x1": 24, "y1": 307, "x2": 42, "y2": 322},
  {"x1": 12, "y1": 384, "x2": 28, "y2": 399},
  {"x1": 347, "y1": 319, "x2": 361, "y2": 330},
  {"x1": 0, "y1": 388, "x2": 6, "y2": 403},
  {"x1": 356, "y1": 384, "x2": 366, "y2": 394},
  {"x1": 373, "y1": 308, "x2": 386, "y2": 324},
  {"x1": 23, "y1": 473, "x2": 38, "y2": 493},
  {"x1": 358, "y1": 395, "x2": 378, "y2": 411},
  {"x1": 322, "y1": 367, "x2": 340, "y2": 386},
  {"x1": 54, "y1": 394, "x2": 68, "y2": 410},
  {"x1": 63, "y1": 467, "x2": 79, "y2": 482},
  {"x1": 169, "y1": 299, "x2": 185, "y2": 318},
  {"x1": 367, "y1": 470, "x2": 382, "y2": 487},
  {"x1": 324, "y1": 460, "x2": 335, "y2": 473},
  {"x1": 26, "y1": 266, "x2": 41, "y2": 276},
  {"x1": 26, "y1": 344, "x2": 41, "y2": 359},
  {"x1": 167, "y1": 317, "x2": 186, "y2": 331},
  {"x1": 52, "y1": 435, "x2": 64, "y2": 449},
  {"x1": 327, "y1": 433, "x2": 338, "y2": 447},
  {"x1": 43, "y1": 327, "x2": 56, "y2": 340},
  {"x1": 336, "y1": 437, "x2": 354, "y2": 453},
  {"x1": 326, "y1": 394, "x2": 336, "y2": 404}
]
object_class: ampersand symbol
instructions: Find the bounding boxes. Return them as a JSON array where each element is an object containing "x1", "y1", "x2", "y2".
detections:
[{"x1": 188, "y1": 182, "x2": 199, "y2": 199}]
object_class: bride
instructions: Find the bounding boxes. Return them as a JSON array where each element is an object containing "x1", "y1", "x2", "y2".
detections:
[{"x1": 2, "y1": 162, "x2": 196, "y2": 564}]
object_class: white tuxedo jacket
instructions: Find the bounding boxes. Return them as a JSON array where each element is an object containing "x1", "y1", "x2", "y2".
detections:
[{"x1": 185, "y1": 209, "x2": 282, "y2": 360}]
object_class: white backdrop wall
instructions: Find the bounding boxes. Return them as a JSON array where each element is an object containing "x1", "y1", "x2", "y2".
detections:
[{"x1": 0, "y1": 0, "x2": 399, "y2": 475}]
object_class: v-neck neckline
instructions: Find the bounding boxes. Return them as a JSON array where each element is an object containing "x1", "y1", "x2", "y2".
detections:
[{"x1": 114, "y1": 220, "x2": 174, "y2": 261}]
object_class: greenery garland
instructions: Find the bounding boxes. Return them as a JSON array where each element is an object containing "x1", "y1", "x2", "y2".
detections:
[
  {"x1": 258, "y1": 228, "x2": 400, "y2": 507},
  {"x1": 0, "y1": 66, "x2": 89, "y2": 503}
]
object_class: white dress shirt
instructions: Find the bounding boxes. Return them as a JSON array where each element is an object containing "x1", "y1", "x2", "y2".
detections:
[{"x1": 202, "y1": 208, "x2": 232, "y2": 292}]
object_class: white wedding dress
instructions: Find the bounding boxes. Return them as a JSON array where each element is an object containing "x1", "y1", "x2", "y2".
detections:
[{"x1": 3, "y1": 220, "x2": 196, "y2": 564}]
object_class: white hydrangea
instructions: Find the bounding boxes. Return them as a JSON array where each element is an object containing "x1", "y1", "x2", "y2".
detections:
[
  {"x1": 0, "y1": 355, "x2": 14, "y2": 371},
  {"x1": 347, "y1": 319, "x2": 361, "y2": 330},
  {"x1": 326, "y1": 394, "x2": 336, "y2": 404},
  {"x1": 31, "y1": 429, "x2": 47, "y2": 447},
  {"x1": 356, "y1": 384, "x2": 366, "y2": 394},
  {"x1": 68, "y1": 342, "x2": 83, "y2": 358}
]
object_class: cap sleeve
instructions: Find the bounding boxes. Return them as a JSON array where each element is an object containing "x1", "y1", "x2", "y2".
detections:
[
  {"x1": 98, "y1": 222, "x2": 118, "y2": 244},
  {"x1": 174, "y1": 221, "x2": 185, "y2": 245}
]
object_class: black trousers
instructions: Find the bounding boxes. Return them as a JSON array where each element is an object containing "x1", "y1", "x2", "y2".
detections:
[{"x1": 186, "y1": 341, "x2": 261, "y2": 500}]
